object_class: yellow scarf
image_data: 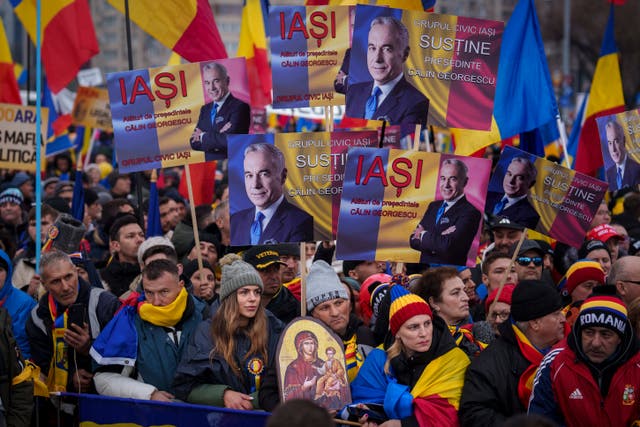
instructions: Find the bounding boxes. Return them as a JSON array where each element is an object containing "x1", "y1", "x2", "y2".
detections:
[
  {"x1": 138, "y1": 287, "x2": 188, "y2": 327},
  {"x1": 47, "y1": 294, "x2": 69, "y2": 392}
]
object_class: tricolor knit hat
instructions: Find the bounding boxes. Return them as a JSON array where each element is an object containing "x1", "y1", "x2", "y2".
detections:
[
  {"x1": 219, "y1": 253, "x2": 263, "y2": 302},
  {"x1": 576, "y1": 292, "x2": 630, "y2": 340},
  {"x1": 562, "y1": 259, "x2": 605, "y2": 296},
  {"x1": 388, "y1": 285, "x2": 432, "y2": 335},
  {"x1": 0, "y1": 188, "x2": 23, "y2": 205},
  {"x1": 306, "y1": 260, "x2": 349, "y2": 312}
]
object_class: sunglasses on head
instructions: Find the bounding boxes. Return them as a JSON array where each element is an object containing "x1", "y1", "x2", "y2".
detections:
[{"x1": 516, "y1": 256, "x2": 543, "y2": 267}]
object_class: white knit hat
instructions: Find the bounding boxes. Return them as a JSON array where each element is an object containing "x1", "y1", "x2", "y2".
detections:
[
  {"x1": 137, "y1": 236, "x2": 175, "y2": 265},
  {"x1": 306, "y1": 260, "x2": 349, "y2": 312}
]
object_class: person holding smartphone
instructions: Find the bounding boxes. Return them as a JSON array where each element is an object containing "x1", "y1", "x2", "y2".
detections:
[
  {"x1": 25, "y1": 250, "x2": 120, "y2": 393},
  {"x1": 349, "y1": 286, "x2": 469, "y2": 427}
]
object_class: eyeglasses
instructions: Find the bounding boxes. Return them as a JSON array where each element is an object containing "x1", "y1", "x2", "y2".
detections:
[
  {"x1": 490, "y1": 311, "x2": 510, "y2": 320},
  {"x1": 516, "y1": 256, "x2": 543, "y2": 267}
]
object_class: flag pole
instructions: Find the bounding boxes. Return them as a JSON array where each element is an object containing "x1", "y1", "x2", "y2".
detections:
[
  {"x1": 124, "y1": 0, "x2": 134, "y2": 72},
  {"x1": 556, "y1": 114, "x2": 571, "y2": 169},
  {"x1": 300, "y1": 242, "x2": 307, "y2": 317},
  {"x1": 184, "y1": 164, "x2": 204, "y2": 274},
  {"x1": 34, "y1": 0, "x2": 42, "y2": 273},
  {"x1": 413, "y1": 124, "x2": 421, "y2": 151},
  {"x1": 123, "y1": 0, "x2": 147, "y2": 230}
]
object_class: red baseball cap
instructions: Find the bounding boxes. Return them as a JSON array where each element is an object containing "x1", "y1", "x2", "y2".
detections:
[{"x1": 587, "y1": 224, "x2": 623, "y2": 243}]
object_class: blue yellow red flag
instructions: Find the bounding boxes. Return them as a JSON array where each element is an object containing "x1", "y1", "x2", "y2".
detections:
[
  {"x1": 0, "y1": 18, "x2": 21, "y2": 104},
  {"x1": 452, "y1": 0, "x2": 558, "y2": 156},
  {"x1": 564, "y1": 94, "x2": 588, "y2": 168},
  {"x1": 107, "y1": 0, "x2": 227, "y2": 62},
  {"x1": 42, "y1": 80, "x2": 74, "y2": 156},
  {"x1": 573, "y1": 5, "x2": 625, "y2": 176},
  {"x1": 10, "y1": 0, "x2": 99, "y2": 93},
  {"x1": 238, "y1": 0, "x2": 271, "y2": 108}
]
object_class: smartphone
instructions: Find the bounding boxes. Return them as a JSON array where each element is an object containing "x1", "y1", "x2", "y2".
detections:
[
  {"x1": 67, "y1": 303, "x2": 87, "y2": 329},
  {"x1": 347, "y1": 405, "x2": 387, "y2": 423}
]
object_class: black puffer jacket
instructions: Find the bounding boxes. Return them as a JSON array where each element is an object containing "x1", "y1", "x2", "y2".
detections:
[
  {"x1": 458, "y1": 321, "x2": 531, "y2": 427},
  {"x1": 100, "y1": 256, "x2": 140, "y2": 297}
]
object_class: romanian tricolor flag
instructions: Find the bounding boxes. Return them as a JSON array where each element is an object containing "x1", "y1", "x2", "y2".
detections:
[
  {"x1": 564, "y1": 93, "x2": 588, "y2": 168},
  {"x1": 351, "y1": 347, "x2": 469, "y2": 425},
  {"x1": 11, "y1": 0, "x2": 99, "y2": 93},
  {"x1": 573, "y1": 5, "x2": 625, "y2": 177},
  {"x1": 42, "y1": 81, "x2": 74, "y2": 156},
  {"x1": 107, "y1": 0, "x2": 227, "y2": 63},
  {"x1": 0, "y1": 19, "x2": 21, "y2": 104},
  {"x1": 452, "y1": 0, "x2": 558, "y2": 156},
  {"x1": 238, "y1": 0, "x2": 271, "y2": 108}
]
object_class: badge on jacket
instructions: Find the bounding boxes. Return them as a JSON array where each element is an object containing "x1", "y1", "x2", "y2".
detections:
[{"x1": 623, "y1": 384, "x2": 635, "y2": 405}]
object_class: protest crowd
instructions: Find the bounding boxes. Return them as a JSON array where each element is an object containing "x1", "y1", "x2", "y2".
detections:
[{"x1": 0, "y1": 133, "x2": 637, "y2": 427}]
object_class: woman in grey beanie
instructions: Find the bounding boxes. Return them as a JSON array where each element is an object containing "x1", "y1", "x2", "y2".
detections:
[{"x1": 173, "y1": 254, "x2": 284, "y2": 410}]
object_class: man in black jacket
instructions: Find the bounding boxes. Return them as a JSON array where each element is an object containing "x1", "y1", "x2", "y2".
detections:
[
  {"x1": 26, "y1": 250, "x2": 119, "y2": 393},
  {"x1": 459, "y1": 280, "x2": 565, "y2": 426}
]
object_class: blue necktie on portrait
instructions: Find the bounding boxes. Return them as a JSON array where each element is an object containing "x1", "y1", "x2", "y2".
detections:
[
  {"x1": 435, "y1": 202, "x2": 448, "y2": 224},
  {"x1": 250, "y1": 211, "x2": 265, "y2": 245},
  {"x1": 364, "y1": 87, "x2": 381, "y2": 120},
  {"x1": 210, "y1": 103, "x2": 219, "y2": 126},
  {"x1": 493, "y1": 197, "x2": 508, "y2": 215},
  {"x1": 617, "y1": 167, "x2": 623, "y2": 188}
]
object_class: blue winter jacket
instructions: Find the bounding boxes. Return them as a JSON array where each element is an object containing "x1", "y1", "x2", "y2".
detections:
[{"x1": 0, "y1": 249, "x2": 36, "y2": 358}]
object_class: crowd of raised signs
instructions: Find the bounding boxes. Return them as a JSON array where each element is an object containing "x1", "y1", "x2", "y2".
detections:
[{"x1": 1, "y1": 144, "x2": 640, "y2": 427}]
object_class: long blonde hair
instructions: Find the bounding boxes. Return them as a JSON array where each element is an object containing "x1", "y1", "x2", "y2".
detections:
[
  {"x1": 383, "y1": 339, "x2": 404, "y2": 375},
  {"x1": 210, "y1": 292, "x2": 269, "y2": 376}
]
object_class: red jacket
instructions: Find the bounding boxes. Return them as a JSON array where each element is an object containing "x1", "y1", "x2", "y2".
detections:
[{"x1": 529, "y1": 344, "x2": 640, "y2": 427}]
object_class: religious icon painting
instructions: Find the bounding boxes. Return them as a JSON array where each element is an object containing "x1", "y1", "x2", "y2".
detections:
[{"x1": 276, "y1": 317, "x2": 352, "y2": 411}]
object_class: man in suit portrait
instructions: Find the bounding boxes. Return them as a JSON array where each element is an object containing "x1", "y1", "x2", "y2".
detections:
[
  {"x1": 231, "y1": 143, "x2": 313, "y2": 245},
  {"x1": 190, "y1": 62, "x2": 251, "y2": 160},
  {"x1": 345, "y1": 16, "x2": 428, "y2": 126},
  {"x1": 409, "y1": 158, "x2": 481, "y2": 265},
  {"x1": 604, "y1": 119, "x2": 640, "y2": 191},
  {"x1": 485, "y1": 155, "x2": 540, "y2": 230}
]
